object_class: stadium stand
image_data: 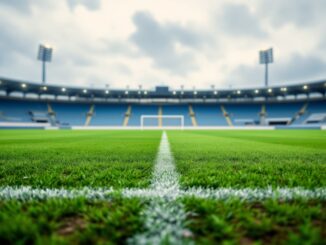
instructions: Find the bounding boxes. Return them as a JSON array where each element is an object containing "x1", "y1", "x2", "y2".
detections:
[
  {"x1": 225, "y1": 103, "x2": 261, "y2": 126},
  {"x1": 0, "y1": 77, "x2": 325, "y2": 129},
  {"x1": 161, "y1": 105, "x2": 192, "y2": 126},
  {"x1": 128, "y1": 104, "x2": 159, "y2": 126},
  {"x1": 0, "y1": 99, "x2": 47, "y2": 123},
  {"x1": 265, "y1": 102, "x2": 304, "y2": 125},
  {"x1": 192, "y1": 104, "x2": 228, "y2": 126},
  {"x1": 51, "y1": 102, "x2": 89, "y2": 126},
  {"x1": 91, "y1": 104, "x2": 127, "y2": 126}
]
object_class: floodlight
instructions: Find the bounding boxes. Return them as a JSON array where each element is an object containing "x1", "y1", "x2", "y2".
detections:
[
  {"x1": 62, "y1": 88, "x2": 66, "y2": 92},
  {"x1": 259, "y1": 48, "x2": 274, "y2": 87},
  {"x1": 105, "y1": 90, "x2": 109, "y2": 94},
  {"x1": 303, "y1": 85, "x2": 308, "y2": 90},
  {"x1": 237, "y1": 90, "x2": 241, "y2": 94},
  {"x1": 255, "y1": 89, "x2": 259, "y2": 94},
  {"x1": 37, "y1": 44, "x2": 53, "y2": 84},
  {"x1": 83, "y1": 89, "x2": 87, "y2": 93},
  {"x1": 21, "y1": 83, "x2": 26, "y2": 88},
  {"x1": 268, "y1": 88, "x2": 272, "y2": 93},
  {"x1": 281, "y1": 87, "x2": 287, "y2": 92},
  {"x1": 42, "y1": 86, "x2": 47, "y2": 91}
]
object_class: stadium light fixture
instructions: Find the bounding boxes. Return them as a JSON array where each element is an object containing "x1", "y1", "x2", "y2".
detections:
[
  {"x1": 268, "y1": 88, "x2": 273, "y2": 93},
  {"x1": 37, "y1": 44, "x2": 53, "y2": 84},
  {"x1": 61, "y1": 88, "x2": 66, "y2": 92},
  {"x1": 42, "y1": 86, "x2": 47, "y2": 91},
  {"x1": 303, "y1": 85, "x2": 308, "y2": 90},
  {"x1": 281, "y1": 87, "x2": 287, "y2": 92},
  {"x1": 259, "y1": 48, "x2": 273, "y2": 87},
  {"x1": 255, "y1": 89, "x2": 259, "y2": 94},
  {"x1": 21, "y1": 83, "x2": 26, "y2": 88}
]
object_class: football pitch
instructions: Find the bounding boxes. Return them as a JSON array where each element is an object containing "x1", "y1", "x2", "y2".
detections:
[{"x1": 0, "y1": 130, "x2": 325, "y2": 244}]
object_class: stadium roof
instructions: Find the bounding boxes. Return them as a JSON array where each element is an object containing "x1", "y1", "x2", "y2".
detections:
[{"x1": 0, "y1": 76, "x2": 325, "y2": 101}]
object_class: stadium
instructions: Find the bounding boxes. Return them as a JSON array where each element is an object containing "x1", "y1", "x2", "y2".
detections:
[
  {"x1": 0, "y1": 1, "x2": 326, "y2": 245},
  {"x1": 0, "y1": 77, "x2": 326, "y2": 129}
]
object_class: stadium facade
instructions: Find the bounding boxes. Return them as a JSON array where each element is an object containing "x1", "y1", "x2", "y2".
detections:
[{"x1": 0, "y1": 77, "x2": 325, "y2": 129}]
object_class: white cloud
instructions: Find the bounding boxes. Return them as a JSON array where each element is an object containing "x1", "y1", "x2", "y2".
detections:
[{"x1": 0, "y1": 0, "x2": 325, "y2": 90}]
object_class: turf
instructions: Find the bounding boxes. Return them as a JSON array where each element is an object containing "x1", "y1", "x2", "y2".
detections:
[
  {"x1": 0, "y1": 130, "x2": 161, "y2": 188},
  {"x1": 183, "y1": 197, "x2": 325, "y2": 244},
  {"x1": 0, "y1": 196, "x2": 144, "y2": 244},
  {"x1": 168, "y1": 130, "x2": 326, "y2": 188},
  {"x1": 0, "y1": 129, "x2": 325, "y2": 244}
]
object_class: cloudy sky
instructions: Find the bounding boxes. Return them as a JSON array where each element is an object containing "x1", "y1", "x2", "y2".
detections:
[{"x1": 0, "y1": 0, "x2": 325, "y2": 90}]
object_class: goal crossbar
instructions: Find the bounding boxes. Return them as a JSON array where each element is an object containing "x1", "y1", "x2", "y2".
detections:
[{"x1": 141, "y1": 115, "x2": 184, "y2": 129}]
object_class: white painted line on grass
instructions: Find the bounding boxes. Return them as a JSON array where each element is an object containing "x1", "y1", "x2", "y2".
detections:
[
  {"x1": 129, "y1": 131, "x2": 192, "y2": 245},
  {"x1": 1, "y1": 186, "x2": 325, "y2": 201}
]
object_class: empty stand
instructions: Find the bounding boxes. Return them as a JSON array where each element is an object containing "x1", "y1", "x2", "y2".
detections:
[
  {"x1": 0, "y1": 99, "x2": 47, "y2": 123},
  {"x1": 193, "y1": 104, "x2": 228, "y2": 126},
  {"x1": 162, "y1": 105, "x2": 192, "y2": 126},
  {"x1": 128, "y1": 105, "x2": 159, "y2": 126},
  {"x1": 91, "y1": 104, "x2": 127, "y2": 126},
  {"x1": 51, "y1": 102, "x2": 89, "y2": 126}
]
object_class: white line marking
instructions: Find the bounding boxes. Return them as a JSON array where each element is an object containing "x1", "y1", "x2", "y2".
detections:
[
  {"x1": 0, "y1": 186, "x2": 325, "y2": 201},
  {"x1": 129, "y1": 131, "x2": 192, "y2": 244}
]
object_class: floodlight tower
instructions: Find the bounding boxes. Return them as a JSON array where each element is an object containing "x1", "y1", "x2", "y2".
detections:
[
  {"x1": 259, "y1": 48, "x2": 273, "y2": 87},
  {"x1": 37, "y1": 44, "x2": 53, "y2": 84}
]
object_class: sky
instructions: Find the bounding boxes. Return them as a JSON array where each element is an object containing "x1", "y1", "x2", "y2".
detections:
[{"x1": 0, "y1": 0, "x2": 325, "y2": 90}]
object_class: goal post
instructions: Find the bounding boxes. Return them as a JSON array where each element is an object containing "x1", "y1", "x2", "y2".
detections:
[{"x1": 141, "y1": 115, "x2": 184, "y2": 129}]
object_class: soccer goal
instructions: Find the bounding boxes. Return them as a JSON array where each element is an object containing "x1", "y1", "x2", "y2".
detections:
[{"x1": 141, "y1": 115, "x2": 184, "y2": 129}]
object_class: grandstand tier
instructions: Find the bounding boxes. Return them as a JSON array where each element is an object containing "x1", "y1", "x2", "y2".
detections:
[
  {"x1": 1, "y1": 97, "x2": 325, "y2": 128},
  {"x1": 0, "y1": 77, "x2": 325, "y2": 128}
]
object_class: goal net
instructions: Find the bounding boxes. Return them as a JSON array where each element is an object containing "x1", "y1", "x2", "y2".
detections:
[{"x1": 141, "y1": 115, "x2": 184, "y2": 129}]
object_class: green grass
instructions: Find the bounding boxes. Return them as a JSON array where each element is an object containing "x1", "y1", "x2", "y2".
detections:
[
  {"x1": 0, "y1": 130, "x2": 161, "y2": 188},
  {"x1": 183, "y1": 197, "x2": 325, "y2": 244},
  {"x1": 168, "y1": 130, "x2": 326, "y2": 188},
  {"x1": 0, "y1": 129, "x2": 325, "y2": 244},
  {"x1": 0, "y1": 196, "x2": 144, "y2": 244}
]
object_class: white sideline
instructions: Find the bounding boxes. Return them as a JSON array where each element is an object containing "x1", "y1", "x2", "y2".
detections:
[{"x1": 0, "y1": 186, "x2": 325, "y2": 201}]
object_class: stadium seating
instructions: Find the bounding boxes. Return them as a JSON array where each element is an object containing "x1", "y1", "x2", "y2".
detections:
[
  {"x1": 0, "y1": 99, "x2": 47, "y2": 122},
  {"x1": 225, "y1": 103, "x2": 261, "y2": 125},
  {"x1": 193, "y1": 104, "x2": 228, "y2": 126},
  {"x1": 128, "y1": 104, "x2": 159, "y2": 126},
  {"x1": 298, "y1": 101, "x2": 326, "y2": 125},
  {"x1": 0, "y1": 98, "x2": 325, "y2": 127},
  {"x1": 51, "y1": 102, "x2": 89, "y2": 126},
  {"x1": 91, "y1": 104, "x2": 128, "y2": 126},
  {"x1": 162, "y1": 105, "x2": 192, "y2": 126}
]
